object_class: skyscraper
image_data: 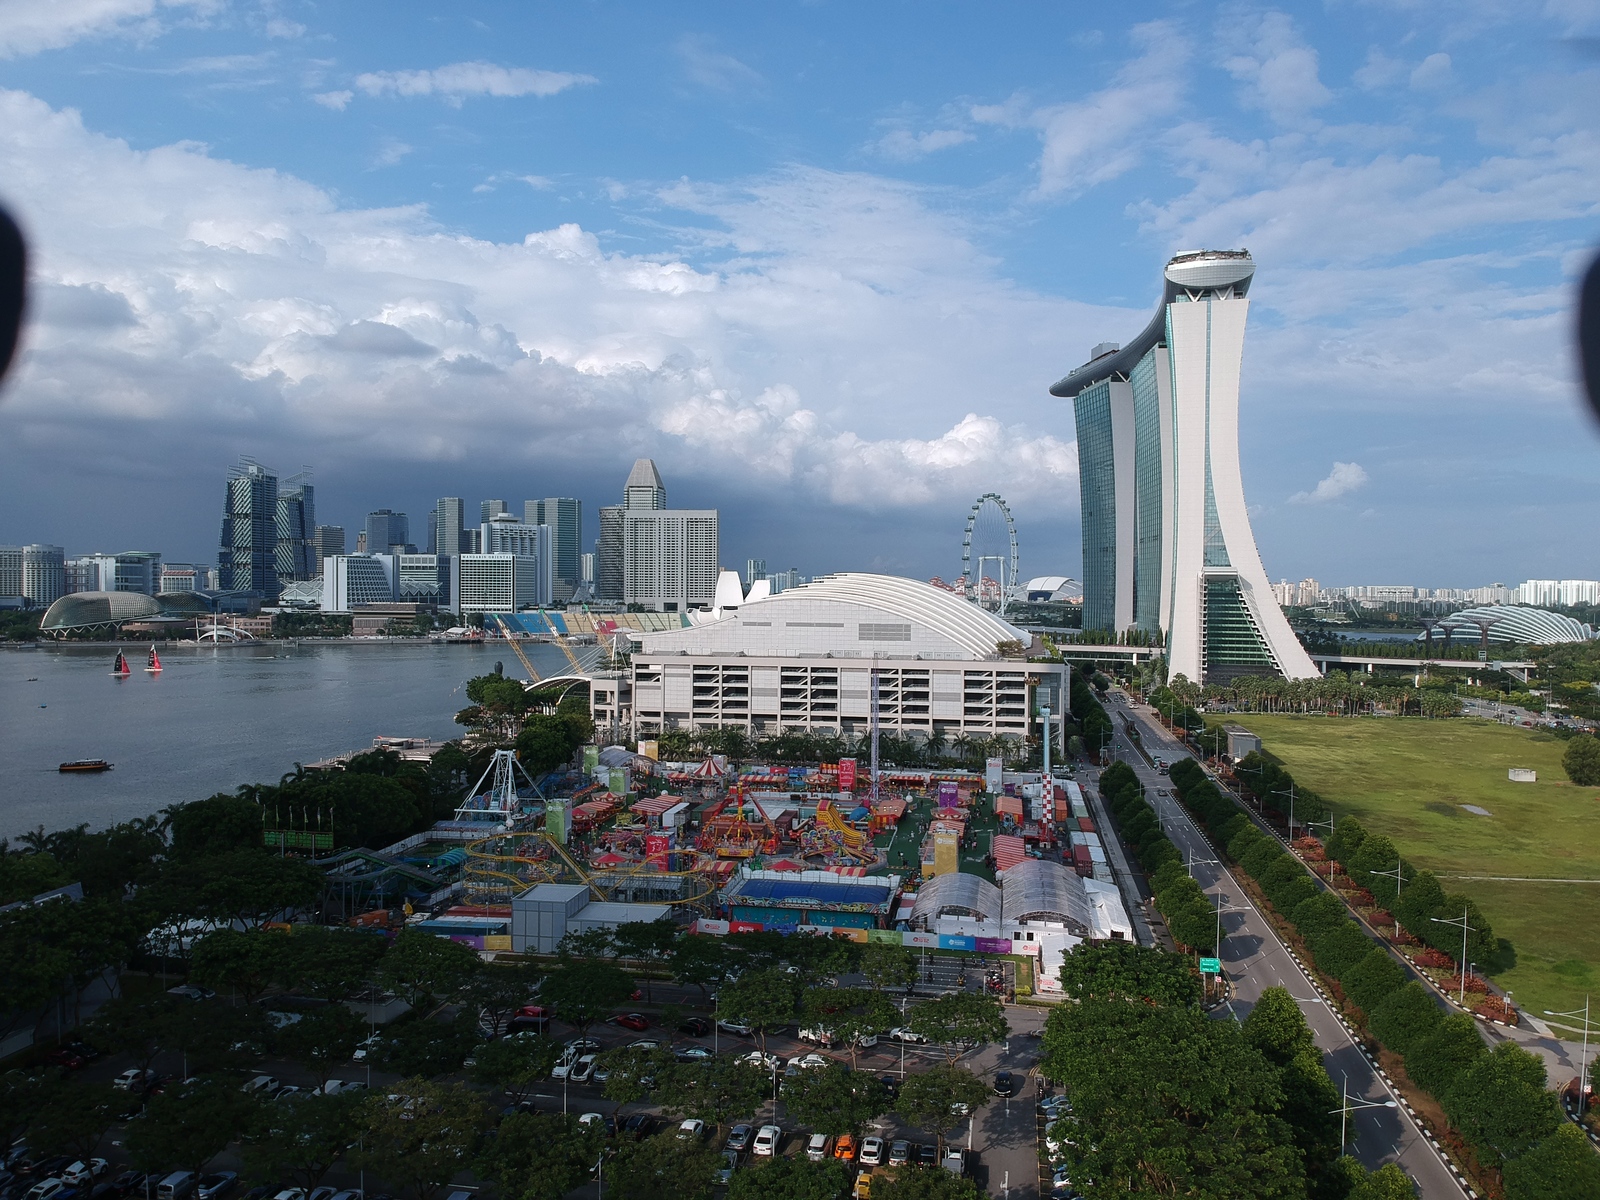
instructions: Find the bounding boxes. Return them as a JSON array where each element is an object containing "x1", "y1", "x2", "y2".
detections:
[
  {"x1": 526, "y1": 497, "x2": 582, "y2": 601},
  {"x1": 433, "y1": 498, "x2": 465, "y2": 556},
  {"x1": 596, "y1": 505, "x2": 624, "y2": 601},
  {"x1": 613, "y1": 458, "x2": 719, "y2": 612},
  {"x1": 313, "y1": 526, "x2": 345, "y2": 573},
  {"x1": 220, "y1": 458, "x2": 280, "y2": 599},
  {"x1": 22, "y1": 544, "x2": 64, "y2": 607},
  {"x1": 276, "y1": 470, "x2": 316, "y2": 584},
  {"x1": 365, "y1": 509, "x2": 410, "y2": 554},
  {"x1": 480, "y1": 499, "x2": 508, "y2": 524},
  {"x1": 1053, "y1": 250, "x2": 1316, "y2": 684},
  {"x1": 623, "y1": 459, "x2": 666, "y2": 510}
]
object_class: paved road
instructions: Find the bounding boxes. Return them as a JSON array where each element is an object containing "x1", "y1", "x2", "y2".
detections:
[{"x1": 1101, "y1": 691, "x2": 1471, "y2": 1200}]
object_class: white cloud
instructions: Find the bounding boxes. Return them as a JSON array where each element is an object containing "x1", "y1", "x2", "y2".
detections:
[
  {"x1": 311, "y1": 90, "x2": 352, "y2": 110},
  {"x1": 371, "y1": 137, "x2": 412, "y2": 168},
  {"x1": 263, "y1": 18, "x2": 304, "y2": 39},
  {"x1": 873, "y1": 128, "x2": 974, "y2": 162},
  {"x1": 1221, "y1": 11, "x2": 1333, "y2": 125},
  {"x1": 1354, "y1": 47, "x2": 1407, "y2": 90},
  {"x1": 1289, "y1": 461, "x2": 1368, "y2": 504},
  {"x1": 974, "y1": 21, "x2": 1190, "y2": 199},
  {"x1": 0, "y1": 0, "x2": 216, "y2": 59},
  {"x1": 0, "y1": 89, "x2": 1099, "y2": 521},
  {"x1": 1410, "y1": 52, "x2": 1453, "y2": 91},
  {"x1": 352, "y1": 61, "x2": 597, "y2": 106},
  {"x1": 675, "y1": 35, "x2": 763, "y2": 92}
]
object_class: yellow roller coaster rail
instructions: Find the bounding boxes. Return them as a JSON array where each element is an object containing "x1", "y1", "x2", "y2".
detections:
[{"x1": 462, "y1": 829, "x2": 721, "y2": 911}]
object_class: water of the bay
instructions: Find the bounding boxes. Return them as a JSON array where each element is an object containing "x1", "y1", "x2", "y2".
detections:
[{"x1": 0, "y1": 640, "x2": 589, "y2": 841}]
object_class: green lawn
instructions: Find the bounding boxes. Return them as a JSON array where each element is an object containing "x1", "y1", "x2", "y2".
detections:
[{"x1": 1231, "y1": 715, "x2": 1600, "y2": 1022}]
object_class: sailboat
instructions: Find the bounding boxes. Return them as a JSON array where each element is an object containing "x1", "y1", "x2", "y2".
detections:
[
  {"x1": 145, "y1": 644, "x2": 163, "y2": 673},
  {"x1": 111, "y1": 650, "x2": 131, "y2": 677}
]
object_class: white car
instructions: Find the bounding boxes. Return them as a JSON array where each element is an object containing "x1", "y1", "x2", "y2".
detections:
[
  {"x1": 351, "y1": 1034, "x2": 383, "y2": 1062},
  {"x1": 887, "y1": 1027, "x2": 927, "y2": 1044},
  {"x1": 569, "y1": 1054, "x2": 598, "y2": 1083},
  {"x1": 577, "y1": 1112, "x2": 606, "y2": 1130},
  {"x1": 795, "y1": 1053, "x2": 828, "y2": 1070},
  {"x1": 797, "y1": 1027, "x2": 834, "y2": 1047},
  {"x1": 25, "y1": 1181, "x2": 71, "y2": 1200},
  {"x1": 752, "y1": 1124, "x2": 782, "y2": 1157},
  {"x1": 61, "y1": 1161, "x2": 107, "y2": 1186},
  {"x1": 739, "y1": 1051, "x2": 781, "y2": 1070},
  {"x1": 321, "y1": 1080, "x2": 366, "y2": 1095},
  {"x1": 858, "y1": 1136, "x2": 884, "y2": 1166},
  {"x1": 113, "y1": 1068, "x2": 156, "y2": 1091},
  {"x1": 551, "y1": 1053, "x2": 579, "y2": 1080},
  {"x1": 806, "y1": 1132, "x2": 830, "y2": 1161},
  {"x1": 677, "y1": 1118, "x2": 706, "y2": 1141},
  {"x1": 716, "y1": 1019, "x2": 754, "y2": 1036}
]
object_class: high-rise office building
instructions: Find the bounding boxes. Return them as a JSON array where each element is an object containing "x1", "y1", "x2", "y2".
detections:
[
  {"x1": 365, "y1": 510, "x2": 410, "y2": 554},
  {"x1": 433, "y1": 498, "x2": 465, "y2": 557},
  {"x1": 613, "y1": 459, "x2": 718, "y2": 612},
  {"x1": 23, "y1": 544, "x2": 65, "y2": 607},
  {"x1": 1053, "y1": 250, "x2": 1316, "y2": 683},
  {"x1": 745, "y1": 559, "x2": 767, "y2": 587},
  {"x1": 220, "y1": 458, "x2": 281, "y2": 599},
  {"x1": 453, "y1": 554, "x2": 544, "y2": 615},
  {"x1": 596, "y1": 505, "x2": 624, "y2": 601},
  {"x1": 276, "y1": 471, "x2": 316, "y2": 584},
  {"x1": 72, "y1": 551, "x2": 163, "y2": 596},
  {"x1": 313, "y1": 526, "x2": 345, "y2": 573},
  {"x1": 479, "y1": 516, "x2": 552, "y2": 606},
  {"x1": 322, "y1": 555, "x2": 398, "y2": 612},
  {"x1": 526, "y1": 498, "x2": 582, "y2": 601},
  {"x1": 481, "y1": 499, "x2": 508, "y2": 524},
  {"x1": 0, "y1": 546, "x2": 21, "y2": 600}
]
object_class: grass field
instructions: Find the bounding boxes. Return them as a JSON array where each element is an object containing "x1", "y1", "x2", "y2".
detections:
[{"x1": 1231, "y1": 715, "x2": 1600, "y2": 1022}]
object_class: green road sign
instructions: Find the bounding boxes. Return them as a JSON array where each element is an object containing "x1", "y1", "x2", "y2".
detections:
[{"x1": 1199, "y1": 957, "x2": 1221, "y2": 974}]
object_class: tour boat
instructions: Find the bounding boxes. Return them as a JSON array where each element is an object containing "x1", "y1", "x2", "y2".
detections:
[
  {"x1": 111, "y1": 650, "x2": 131, "y2": 677},
  {"x1": 59, "y1": 760, "x2": 113, "y2": 773},
  {"x1": 145, "y1": 644, "x2": 163, "y2": 673}
]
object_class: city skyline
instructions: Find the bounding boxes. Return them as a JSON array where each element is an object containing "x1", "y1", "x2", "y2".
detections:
[{"x1": 0, "y1": 5, "x2": 1598, "y2": 585}]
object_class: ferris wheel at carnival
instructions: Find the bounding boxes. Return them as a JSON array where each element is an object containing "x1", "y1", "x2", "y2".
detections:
[{"x1": 958, "y1": 493, "x2": 1020, "y2": 616}]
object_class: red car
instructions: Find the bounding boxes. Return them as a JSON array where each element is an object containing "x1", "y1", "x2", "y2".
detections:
[
  {"x1": 44, "y1": 1049, "x2": 86, "y2": 1069},
  {"x1": 613, "y1": 1013, "x2": 650, "y2": 1031},
  {"x1": 515, "y1": 1005, "x2": 548, "y2": 1019}
]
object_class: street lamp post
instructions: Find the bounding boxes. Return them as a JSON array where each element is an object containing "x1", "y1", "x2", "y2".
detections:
[
  {"x1": 1330, "y1": 1074, "x2": 1398, "y2": 1154},
  {"x1": 1544, "y1": 995, "x2": 1593, "y2": 1119},
  {"x1": 1273, "y1": 784, "x2": 1297, "y2": 838},
  {"x1": 1369, "y1": 858, "x2": 1405, "y2": 939},
  {"x1": 1431, "y1": 907, "x2": 1477, "y2": 1008}
]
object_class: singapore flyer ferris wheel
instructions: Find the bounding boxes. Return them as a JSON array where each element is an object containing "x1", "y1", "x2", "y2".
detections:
[{"x1": 958, "y1": 493, "x2": 1019, "y2": 616}]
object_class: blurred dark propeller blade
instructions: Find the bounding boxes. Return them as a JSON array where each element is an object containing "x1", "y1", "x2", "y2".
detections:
[
  {"x1": 1582, "y1": 251, "x2": 1600, "y2": 423},
  {"x1": 0, "y1": 204, "x2": 24, "y2": 384}
]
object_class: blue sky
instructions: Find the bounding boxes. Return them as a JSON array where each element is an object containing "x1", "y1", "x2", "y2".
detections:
[{"x1": 0, "y1": 0, "x2": 1597, "y2": 587}]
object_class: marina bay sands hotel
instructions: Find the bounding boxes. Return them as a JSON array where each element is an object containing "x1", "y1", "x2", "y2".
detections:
[{"x1": 1053, "y1": 249, "x2": 1318, "y2": 684}]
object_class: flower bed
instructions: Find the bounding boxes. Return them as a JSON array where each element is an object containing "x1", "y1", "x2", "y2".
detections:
[
  {"x1": 1412, "y1": 946, "x2": 1455, "y2": 970},
  {"x1": 1440, "y1": 971, "x2": 1489, "y2": 995},
  {"x1": 1474, "y1": 995, "x2": 1517, "y2": 1023}
]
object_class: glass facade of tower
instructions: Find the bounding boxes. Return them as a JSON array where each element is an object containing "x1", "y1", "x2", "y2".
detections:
[
  {"x1": 1129, "y1": 348, "x2": 1165, "y2": 633},
  {"x1": 276, "y1": 479, "x2": 315, "y2": 584},
  {"x1": 1202, "y1": 575, "x2": 1276, "y2": 683},
  {"x1": 1073, "y1": 379, "x2": 1118, "y2": 634},
  {"x1": 220, "y1": 462, "x2": 280, "y2": 599}
]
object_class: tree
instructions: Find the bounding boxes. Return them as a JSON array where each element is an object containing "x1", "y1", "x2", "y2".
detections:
[
  {"x1": 517, "y1": 716, "x2": 579, "y2": 776},
  {"x1": 126, "y1": 1080, "x2": 259, "y2": 1176},
  {"x1": 859, "y1": 940, "x2": 919, "y2": 992},
  {"x1": 380, "y1": 927, "x2": 483, "y2": 1007},
  {"x1": 781, "y1": 1062, "x2": 890, "y2": 1136},
  {"x1": 475, "y1": 1110, "x2": 605, "y2": 1200},
  {"x1": 460, "y1": 961, "x2": 543, "y2": 1038},
  {"x1": 0, "y1": 1071, "x2": 48, "y2": 1151},
  {"x1": 276, "y1": 926, "x2": 389, "y2": 1000},
  {"x1": 540, "y1": 960, "x2": 636, "y2": 1040},
  {"x1": 1057, "y1": 941, "x2": 1201, "y2": 1007},
  {"x1": 871, "y1": 1171, "x2": 987, "y2": 1200},
  {"x1": 373, "y1": 1011, "x2": 483, "y2": 1078},
  {"x1": 354, "y1": 1079, "x2": 492, "y2": 1200},
  {"x1": 471, "y1": 1033, "x2": 560, "y2": 1104},
  {"x1": 802, "y1": 987, "x2": 895, "y2": 1066},
  {"x1": 599, "y1": 1044, "x2": 677, "y2": 1115},
  {"x1": 27, "y1": 1082, "x2": 122, "y2": 1161},
  {"x1": 148, "y1": 849, "x2": 323, "y2": 928},
  {"x1": 87, "y1": 993, "x2": 177, "y2": 1073},
  {"x1": 1404, "y1": 1013, "x2": 1487, "y2": 1098},
  {"x1": 160, "y1": 997, "x2": 274, "y2": 1076},
  {"x1": 1341, "y1": 949, "x2": 1408, "y2": 1015},
  {"x1": 719, "y1": 967, "x2": 799, "y2": 1053},
  {"x1": 1334, "y1": 1159, "x2": 1419, "y2": 1200},
  {"x1": 1368, "y1": 983, "x2": 1442, "y2": 1059},
  {"x1": 191, "y1": 928, "x2": 283, "y2": 1003},
  {"x1": 893, "y1": 1066, "x2": 989, "y2": 1151},
  {"x1": 1562, "y1": 734, "x2": 1600, "y2": 786},
  {"x1": 1502, "y1": 1123, "x2": 1600, "y2": 1200},
  {"x1": 606, "y1": 1131, "x2": 721, "y2": 1200},
  {"x1": 1440, "y1": 1042, "x2": 1561, "y2": 1167},
  {"x1": 556, "y1": 927, "x2": 617, "y2": 961},
  {"x1": 243, "y1": 1091, "x2": 364, "y2": 1192},
  {"x1": 1039, "y1": 1000, "x2": 1303, "y2": 1199},
  {"x1": 1242, "y1": 987, "x2": 1315, "y2": 1066},
  {"x1": 670, "y1": 932, "x2": 735, "y2": 999},
  {"x1": 166, "y1": 794, "x2": 264, "y2": 860},
  {"x1": 906, "y1": 992, "x2": 1009, "y2": 1064},
  {"x1": 656, "y1": 1055, "x2": 771, "y2": 1127},
  {"x1": 726, "y1": 1156, "x2": 850, "y2": 1200},
  {"x1": 274, "y1": 1003, "x2": 373, "y2": 1087},
  {"x1": 612, "y1": 918, "x2": 681, "y2": 1001}
]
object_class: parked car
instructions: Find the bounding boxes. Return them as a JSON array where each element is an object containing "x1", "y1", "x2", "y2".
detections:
[
  {"x1": 877, "y1": 1075, "x2": 899, "y2": 1099},
  {"x1": 858, "y1": 1137, "x2": 884, "y2": 1166},
  {"x1": 24, "y1": 1179, "x2": 75, "y2": 1200},
  {"x1": 327, "y1": 1192, "x2": 363, "y2": 1200},
  {"x1": 852, "y1": 1172, "x2": 872, "y2": 1200},
  {"x1": 60, "y1": 1164, "x2": 106, "y2": 1188},
  {"x1": 805, "y1": 1133, "x2": 830, "y2": 1162},
  {"x1": 796, "y1": 1027, "x2": 834, "y2": 1047},
  {"x1": 612, "y1": 1013, "x2": 649, "y2": 1032},
  {"x1": 622, "y1": 1114, "x2": 655, "y2": 1139},
  {"x1": 994, "y1": 1071, "x2": 1016, "y2": 1097},
  {"x1": 833, "y1": 1134, "x2": 857, "y2": 1161},
  {"x1": 673, "y1": 1046, "x2": 713, "y2": 1063},
  {"x1": 569, "y1": 1055, "x2": 598, "y2": 1083},
  {"x1": 627, "y1": 1038, "x2": 662, "y2": 1051},
  {"x1": 42, "y1": 1050, "x2": 85, "y2": 1071},
  {"x1": 677, "y1": 1119, "x2": 706, "y2": 1141},
  {"x1": 112, "y1": 1070, "x2": 157, "y2": 1092},
  {"x1": 350, "y1": 1035, "x2": 383, "y2": 1062},
  {"x1": 887, "y1": 1028, "x2": 927, "y2": 1044},
  {"x1": 752, "y1": 1125, "x2": 782, "y2": 1157},
  {"x1": 725, "y1": 1125, "x2": 753, "y2": 1153},
  {"x1": 576, "y1": 1113, "x2": 617, "y2": 1137},
  {"x1": 717, "y1": 1151, "x2": 738, "y2": 1186},
  {"x1": 321, "y1": 1080, "x2": 366, "y2": 1096},
  {"x1": 678, "y1": 1017, "x2": 712, "y2": 1037},
  {"x1": 917, "y1": 1144, "x2": 939, "y2": 1168},
  {"x1": 716, "y1": 1019, "x2": 753, "y2": 1036},
  {"x1": 156, "y1": 1172, "x2": 197, "y2": 1200},
  {"x1": 307, "y1": 1187, "x2": 338, "y2": 1200},
  {"x1": 738, "y1": 1051, "x2": 781, "y2": 1071},
  {"x1": 107, "y1": 1172, "x2": 146, "y2": 1197},
  {"x1": 887, "y1": 1141, "x2": 911, "y2": 1167},
  {"x1": 195, "y1": 1174, "x2": 236, "y2": 1200},
  {"x1": 165, "y1": 985, "x2": 215, "y2": 1002},
  {"x1": 1050, "y1": 1166, "x2": 1078, "y2": 1195},
  {"x1": 941, "y1": 1149, "x2": 972, "y2": 1176},
  {"x1": 62, "y1": 1042, "x2": 101, "y2": 1062},
  {"x1": 563, "y1": 1038, "x2": 602, "y2": 1054},
  {"x1": 794, "y1": 1053, "x2": 828, "y2": 1070},
  {"x1": 268, "y1": 1191, "x2": 304, "y2": 1200}
]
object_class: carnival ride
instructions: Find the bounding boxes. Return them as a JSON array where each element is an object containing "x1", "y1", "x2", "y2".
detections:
[
  {"x1": 455, "y1": 749, "x2": 543, "y2": 828},
  {"x1": 697, "y1": 788, "x2": 781, "y2": 859},
  {"x1": 461, "y1": 827, "x2": 721, "y2": 911},
  {"x1": 802, "y1": 799, "x2": 877, "y2": 864}
]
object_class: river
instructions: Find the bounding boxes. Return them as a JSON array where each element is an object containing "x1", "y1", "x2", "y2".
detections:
[{"x1": 0, "y1": 640, "x2": 592, "y2": 841}]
